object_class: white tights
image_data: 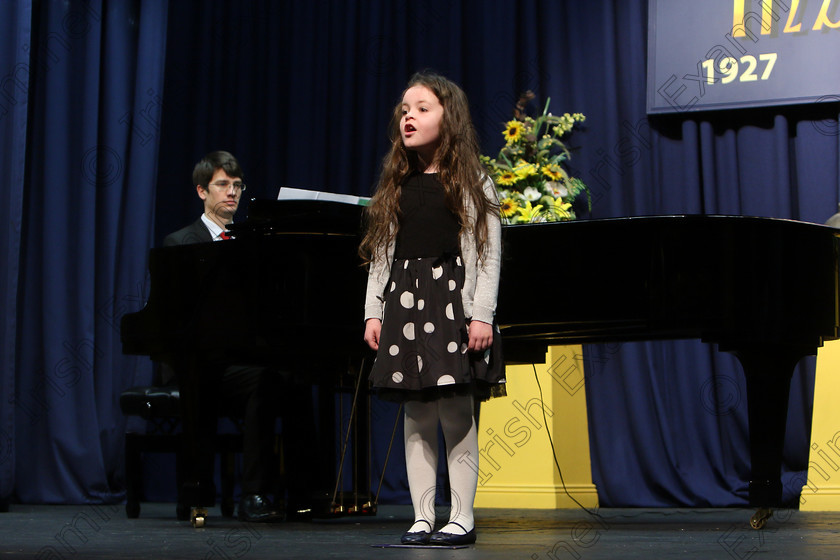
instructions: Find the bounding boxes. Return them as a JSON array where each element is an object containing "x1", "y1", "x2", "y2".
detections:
[{"x1": 404, "y1": 394, "x2": 478, "y2": 535}]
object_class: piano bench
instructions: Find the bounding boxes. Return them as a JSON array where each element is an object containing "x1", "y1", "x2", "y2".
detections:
[{"x1": 119, "y1": 385, "x2": 242, "y2": 521}]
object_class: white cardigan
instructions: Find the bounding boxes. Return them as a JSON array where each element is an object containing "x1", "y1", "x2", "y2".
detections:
[{"x1": 364, "y1": 176, "x2": 501, "y2": 325}]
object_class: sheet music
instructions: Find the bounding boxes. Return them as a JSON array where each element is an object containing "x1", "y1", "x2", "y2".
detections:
[{"x1": 276, "y1": 186, "x2": 370, "y2": 206}]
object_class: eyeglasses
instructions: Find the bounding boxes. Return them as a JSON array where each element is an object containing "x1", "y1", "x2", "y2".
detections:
[{"x1": 208, "y1": 181, "x2": 247, "y2": 192}]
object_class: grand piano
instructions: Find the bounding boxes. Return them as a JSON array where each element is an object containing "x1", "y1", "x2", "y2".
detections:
[
  {"x1": 120, "y1": 199, "x2": 371, "y2": 525},
  {"x1": 121, "y1": 201, "x2": 840, "y2": 529},
  {"x1": 497, "y1": 214, "x2": 840, "y2": 528}
]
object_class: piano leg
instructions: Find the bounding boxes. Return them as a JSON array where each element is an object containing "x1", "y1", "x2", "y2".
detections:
[
  {"x1": 730, "y1": 343, "x2": 813, "y2": 529},
  {"x1": 177, "y1": 355, "x2": 217, "y2": 528}
]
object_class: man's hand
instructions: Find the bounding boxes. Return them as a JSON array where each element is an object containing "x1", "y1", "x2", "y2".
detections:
[
  {"x1": 467, "y1": 320, "x2": 493, "y2": 352},
  {"x1": 364, "y1": 318, "x2": 382, "y2": 351}
]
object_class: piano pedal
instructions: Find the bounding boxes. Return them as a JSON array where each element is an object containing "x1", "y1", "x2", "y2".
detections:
[
  {"x1": 360, "y1": 501, "x2": 377, "y2": 515},
  {"x1": 326, "y1": 501, "x2": 376, "y2": 517},
  {"x1": 190, "y1": 507, "x2": 208, "y2": 528},
  {"x1": 750, "y1": 507, "x2": 772, "y2": 530}
]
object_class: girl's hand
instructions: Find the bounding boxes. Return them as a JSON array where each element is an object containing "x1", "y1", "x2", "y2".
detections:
[
  {"x1": 364, "y1": 318, "x2": 382, "y2": 351},
  {"x1": 467, "y1": 320, "x2": 493, "y2": 352}
]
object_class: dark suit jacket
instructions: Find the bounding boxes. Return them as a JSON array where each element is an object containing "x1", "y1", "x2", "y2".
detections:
[{"x1": 163, "y1": 218, "x2": 213, "y2": 247}]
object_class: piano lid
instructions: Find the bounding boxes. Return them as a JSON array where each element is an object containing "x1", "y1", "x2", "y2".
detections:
[{"x1": 497, "y1": 214, "x2": 840, "y2": 352}]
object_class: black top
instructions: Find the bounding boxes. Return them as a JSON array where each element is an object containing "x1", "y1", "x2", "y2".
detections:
[{"x1": 395, "y1": 172, "x2": 460, "y2": 259}]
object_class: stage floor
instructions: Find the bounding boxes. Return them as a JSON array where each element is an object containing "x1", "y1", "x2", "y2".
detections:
[{"x1": 2, "y1": 503, "x2": 840, "y2": 559}]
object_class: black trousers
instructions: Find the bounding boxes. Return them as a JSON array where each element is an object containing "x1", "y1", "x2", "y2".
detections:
[
  {"x1": 212, "y1": 364, "x2": 280, "y2": 495},
  {"x1": 199, "y1": 365, "x2": 327, "y2": 503},
  {"x1": 176, "y1": 363, "x2": 279, "y2": 497},
  {"x1": 176, "y1": 358, "x2": 328, "y2": 507}
]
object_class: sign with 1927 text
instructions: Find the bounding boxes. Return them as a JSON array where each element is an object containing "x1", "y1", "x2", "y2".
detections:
[{"x1": 647, "y1": 0, "x2": 840, "y2": 114}]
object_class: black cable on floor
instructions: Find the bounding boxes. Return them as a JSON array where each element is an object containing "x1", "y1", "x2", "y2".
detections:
[{"x1": 532, "y1": 362, "x2": 606, "y2": 523}]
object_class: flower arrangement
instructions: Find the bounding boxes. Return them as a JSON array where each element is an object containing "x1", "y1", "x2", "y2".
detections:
[{"x1": 481, "y1": 91, "x2": 589, "y2": 224}]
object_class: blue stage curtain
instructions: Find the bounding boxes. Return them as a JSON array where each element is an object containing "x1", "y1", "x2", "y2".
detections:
[
  {"x1": 153, "y1": 0, "x2": 840, "y2": 508},
  {"x1": 9, "y1": 0, "x2": 167, "y2": 504},
  {"x1": 584, "y1": 103, "x2": 840, "y2": 506},
  {"x1": 0, "y1": 0, "x2": 33, "y2": 509},
  {"x1": 576, "y1": 18, "x2": 840, "y2": 506},
  {"x1": 4, "y1": 0, "x2": 838, "y2": 508}
]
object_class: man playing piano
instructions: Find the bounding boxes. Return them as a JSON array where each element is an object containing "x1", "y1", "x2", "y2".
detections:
[
  {"x1": 164, "y1": 150, "x2": 244, "y2": 246},
  {"x1": 163, "y1": 150, "x2": 284, "y2": 522}
]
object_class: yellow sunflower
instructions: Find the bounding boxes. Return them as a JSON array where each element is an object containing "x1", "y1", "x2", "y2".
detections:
[
  {"x1": 500, "y1": 198, "x2": 519, "y2": 218},
  {"x1": 514, "y1": 161, "x2": 537, "y2": 179},
  {"x1": 542, "y1": 164, "x2": 568, "y2": 182},
  {"x1": 496, "y1": 170, "x2": 518, "y2": 186},
  {"x1": 503, "y1": 120, "x2": 524, "y2": 145}
]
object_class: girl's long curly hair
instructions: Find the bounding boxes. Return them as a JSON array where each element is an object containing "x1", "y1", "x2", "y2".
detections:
[{"x1": 360, "y1": 71, "x2": 496, "y2": 265}]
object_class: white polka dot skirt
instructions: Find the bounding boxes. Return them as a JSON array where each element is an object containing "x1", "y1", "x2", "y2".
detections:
[{"x1": 370, "y1": 255, "x2": 506, "y2": 402}]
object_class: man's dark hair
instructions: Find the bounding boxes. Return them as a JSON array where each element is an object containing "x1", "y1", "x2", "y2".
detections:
[{"x1": 192, "y1": 150, "x2": 244, "y2": 189}]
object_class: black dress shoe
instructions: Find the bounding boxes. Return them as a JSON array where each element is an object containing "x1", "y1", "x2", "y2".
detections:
[
  {"x1": 429, "y1": 522, "x2": 476, "y2": 546},
  {"x1": 401, "y1": 520, "x2": 432, "y2": 545},
  {"x1": 237, "y1": 494, "x2": 285, "y2": 523}
]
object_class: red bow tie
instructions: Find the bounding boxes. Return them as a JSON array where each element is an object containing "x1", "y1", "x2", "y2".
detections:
[{"x1": 220, "y1": 231, "x2": 231, "y2": 240}]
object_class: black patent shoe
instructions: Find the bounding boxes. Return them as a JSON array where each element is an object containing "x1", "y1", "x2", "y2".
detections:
[
  {"x1": 401, "y1": 520, "x2": 433, "y2": 545},
  {"x1": 237, "y1": 494, "x2": 285, "y2": 523},
  {"x1": 429, "y1": 522, "x2": 476, "y2": 546}
]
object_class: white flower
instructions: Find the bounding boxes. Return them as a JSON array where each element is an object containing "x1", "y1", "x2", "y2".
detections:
[
  {"x1": 548, "y1": 182, "x2": 568, "y2": 197},
  {"x1": 523, "y1": 186, "x2": 541, "y2": 201}
]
